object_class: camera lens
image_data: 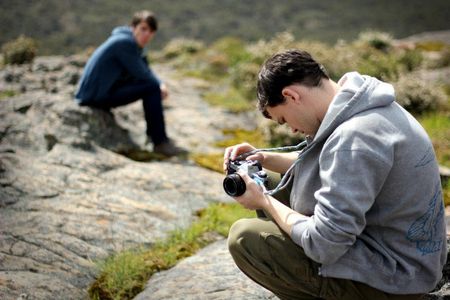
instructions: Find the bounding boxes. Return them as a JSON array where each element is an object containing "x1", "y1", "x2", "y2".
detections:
[{"x1": 223, "y1": 173, "x2": 246, "y2": 197}]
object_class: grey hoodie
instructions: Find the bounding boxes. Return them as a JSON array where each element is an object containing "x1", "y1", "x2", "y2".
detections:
[{"x1": 289, "y1": 72, "x2": 446, "y2": 293}]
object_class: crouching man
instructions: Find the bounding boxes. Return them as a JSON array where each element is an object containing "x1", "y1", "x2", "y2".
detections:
[{"x1": 224, "y1": 49, "x2": 446, "y2": 300}]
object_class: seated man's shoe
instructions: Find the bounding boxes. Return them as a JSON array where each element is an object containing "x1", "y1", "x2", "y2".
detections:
[{"x1": 153, "y1": 140, "x2": 188, "y2": 157}]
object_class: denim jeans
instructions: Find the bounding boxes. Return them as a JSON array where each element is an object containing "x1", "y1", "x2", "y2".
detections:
[{"x1": 85, "y1": 79, "x2": 168, "y2": 145}]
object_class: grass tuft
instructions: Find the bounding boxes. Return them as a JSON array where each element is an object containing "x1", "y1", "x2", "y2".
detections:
[
  {"x1": 190, "y1": 128, "x2": 268, "y2": 173},
  {"x1": 202, "y1": 88, "x2": 254, "y2": 113},
  {"x1": 419, "y1": 112, "x2": 450, "y2": 166},
  {"x1": 88, "y1": 202, "x2": 254, "y2": 300},
  {"x1": 0, "y1": 90, "x2": 17, "y2": 100}
]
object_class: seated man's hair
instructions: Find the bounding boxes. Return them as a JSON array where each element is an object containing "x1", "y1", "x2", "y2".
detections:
[
  {"x1": 257, "y1": 49, "x2": 329, "y2": 118},
  {"x1": 131, "y1": 10, "x2": 158, "y2": 31}
]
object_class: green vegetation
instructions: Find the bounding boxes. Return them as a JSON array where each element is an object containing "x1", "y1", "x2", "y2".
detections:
[
  {"x1": 215, "y1": 128, "x2": 267, "y2": 149},
  {"x1": 1, "y1": 35, "x2": 37, "y2": 65},
  {"x1": 203, "y1": 88, "x2": 253, "y2": 113},
  {"x1": 0, "y1": 90, "x2": 17, "y2": 99},
  {"x1": 419, "y1": 111, "x2": 450, "y2": 206},
  {"x1": 160, "y1": 31, "x2": 444, "y2": 107},
  {"x1": 444, "y1": 181, "x2": 450, "y2": 207},
  {"x1": 1, "y1": 0, "x2": 450, "y2": 55},
  {"x1": 419, "y1": 113, "x2": 450, "y2": 167},
  {"x1": 89, "y1": 202, "x2": 254, "y2": 300},
  {"x1": 394, "y1": 75, "x2": 447, "y2": 115},
  {"x1": 191, "y1": 128, "x2": 268, "y2": 173}
]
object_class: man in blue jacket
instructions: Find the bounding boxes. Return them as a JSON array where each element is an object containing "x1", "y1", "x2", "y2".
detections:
[{"x1": 75, "y1": 10, "x2": 186, "y2": 157}]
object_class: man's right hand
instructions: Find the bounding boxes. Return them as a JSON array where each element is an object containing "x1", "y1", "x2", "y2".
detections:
[{"x1": 223, "y1": 143, "x2": 264, "y2": 172}]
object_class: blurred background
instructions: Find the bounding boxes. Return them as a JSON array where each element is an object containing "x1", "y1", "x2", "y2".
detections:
[{"x1": 1, "y1": 0, "x2": 449, "y2": 55}]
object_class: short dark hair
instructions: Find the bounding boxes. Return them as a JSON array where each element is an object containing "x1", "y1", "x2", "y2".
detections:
[
  {"x1": 257, "y1": 49, "x2": 329, "y2": 118},
  {"x1": 131, "y1": 10, "x2": 158, "y2": 31}
]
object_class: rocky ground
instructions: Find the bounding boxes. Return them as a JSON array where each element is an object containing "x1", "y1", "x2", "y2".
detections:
[
  {"x1": 0, "y1": 55, "x2": 449, "y2": 300},
  {"x1": 0, "y1": 55, "x2": 263, "y2": 299}
]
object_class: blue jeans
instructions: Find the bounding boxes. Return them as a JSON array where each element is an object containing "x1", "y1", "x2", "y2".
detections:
[{"x1": 85, "y1": 80, "x2": 168, "y2": 145}]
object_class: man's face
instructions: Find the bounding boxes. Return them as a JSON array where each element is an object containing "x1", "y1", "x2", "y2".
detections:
[
  {"x1": 132, "y1": 21, "x2": 155, "y2": 48},
  {"x1": 265, "y1": 84, "x2": 323, "y2": 137}
]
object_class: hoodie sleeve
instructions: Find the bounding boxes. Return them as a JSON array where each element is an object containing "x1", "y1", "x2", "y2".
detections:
[
  {"x1": 114, "y1": 39, "x2": 161, "y2": 84},
  {"x1": 290, "y1": 132, "x2": 393, "y2": 265}
]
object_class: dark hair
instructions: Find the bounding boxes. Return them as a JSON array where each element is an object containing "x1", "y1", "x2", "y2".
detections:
[
  {"x1": 131, "y1": 10, "x2": 158, "y2": 31},
  {"x1": 257, "y1": 49, "x2": 329, "y2": 118}
]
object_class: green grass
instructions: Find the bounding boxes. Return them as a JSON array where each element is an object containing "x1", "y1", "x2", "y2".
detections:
[
  {"x1": 419, "y1": 112, "x2": 450, "y2": 206},
  {"x1": 89, "y1": 202, "x2": 255, "y2": 300},
  {"x1": 419, "y1": 112, "x2": 450, "y2": 167},
  {"x1": 191, "y1": 128, "x2": 269, "y2": 173},
  {"x1": 202, "y1": 88, "x2": 254, "y2": 113},
  {"x1": 0, "y1": 90, "x2": 17, "y2": 99}
]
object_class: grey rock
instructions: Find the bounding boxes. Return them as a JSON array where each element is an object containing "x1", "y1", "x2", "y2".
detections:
[
  {"x1": 134, "y1": 240, "x2": 276, "y2": 300},
  {"x1": 0, "y1": 58, "x2": 247, "y2": 299}
]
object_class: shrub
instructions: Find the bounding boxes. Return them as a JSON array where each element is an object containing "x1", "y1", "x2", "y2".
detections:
[
  {"x1": 260, "y1": 119, "x2": 305, "y2": 147},
  {"x1": 397, "y1": 48, "x2": 423, "y2": 72},
  {"x1": 394, "y1": 75, "x2": 448, "y2": 115},
  {"x1": 299, "y1": 40, "x2": 357, "y2": 81},
  {"x1": 435, "y1": 46, "x2": 450, "y2": 68},
  {"x1": 356, "y1": 47, "x2": 400, "y2": 81},
  {"x1": 356, "y1": 31, "x2": 394, "y2": 52},
  {"x1": 230, "y1": 62, "x2": 261, "y2": 100},
  {"x1": 162, "y1": 38, "x2": 204, "y2": 60},
  {"x1": 203, "y1": 52, "x2": 229, "y2": 77},
  {"x1": 247, "y1": 31, "x2": 297, "y2": 65},
  {"x1": 1, "y1": 35, "x2": 37, "y2": 65},
  {"x1": 202, "y1": 87, "x2": 253, "y2": 113},
  {"x1": 210, "y1": 37, "x2": 251, "y2": 67}
]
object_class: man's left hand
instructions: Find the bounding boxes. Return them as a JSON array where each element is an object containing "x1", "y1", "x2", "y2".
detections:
[
  {"x1": 233, "y1": 171, "x2": 268, "y2": 210},
  {"x1": 160, "y1": 83, "x2": 169, "y2": 100}
]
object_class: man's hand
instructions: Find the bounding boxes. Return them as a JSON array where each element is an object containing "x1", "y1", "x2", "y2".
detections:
[
  {"x1": 160, "y1": 83, "x2": 169, "y2": 100},
  {"x1": 223, "y1": 143, "x2": 264, "y2": 172},
  {"x1": 233, "y1": 171, "x2": 268, "y2": 210},
  {"x1": 235, "y1": 171, "x2": 309, "y2": 236}
]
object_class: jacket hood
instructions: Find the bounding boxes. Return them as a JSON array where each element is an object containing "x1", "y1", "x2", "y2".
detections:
[
  {"x1": 111, "y1": 26, "x2": 133, "y2": 37},
  {"x1": 314, "y1": 72, "x2": 395, "y2": 143}
]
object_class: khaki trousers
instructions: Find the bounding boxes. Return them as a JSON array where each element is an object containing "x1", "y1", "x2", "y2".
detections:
[{"x1": 227, "y1": 217, "x2": 424, "y2": 300}]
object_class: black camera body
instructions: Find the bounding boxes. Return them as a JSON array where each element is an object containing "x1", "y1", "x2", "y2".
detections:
[{"x1": 223, "y1": 160, "x2": 268, "y2": 197}]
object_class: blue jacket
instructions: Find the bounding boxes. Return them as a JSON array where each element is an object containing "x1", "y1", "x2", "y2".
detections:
[{"x1": 75, "y1": 26, "x2": 160, "y2": 103}]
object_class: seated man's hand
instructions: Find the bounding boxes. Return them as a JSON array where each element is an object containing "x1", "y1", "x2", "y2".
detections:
[{"x1": 160, "y1": 83, "x2": 169, "y2": 100}]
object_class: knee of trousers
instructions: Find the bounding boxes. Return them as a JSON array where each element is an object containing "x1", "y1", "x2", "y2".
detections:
[
  {"x1": 228, "y1": 218, "x2": 261, "y2": 257},
  {"x1": 141, "y1": 79, "x2": 161, "y2": 94}
]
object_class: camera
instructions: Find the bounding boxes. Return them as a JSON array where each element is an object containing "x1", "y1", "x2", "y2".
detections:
[{"x1": 223, "y1": 160, "x2": 268, "y2": 197}]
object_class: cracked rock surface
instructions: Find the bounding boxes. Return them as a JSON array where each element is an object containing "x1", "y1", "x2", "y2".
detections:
[
  {"x1": 0, "y1": 55, "x2": 448, "y2": 300},
  {"x1": 0, "y1": 56, "x2": 263, "y2": 299}
]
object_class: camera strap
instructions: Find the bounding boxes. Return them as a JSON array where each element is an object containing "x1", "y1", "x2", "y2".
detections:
[
  {"x1": 235, "y1": 140, "x2": 308, "y2": 196},
  {"x1": 235, "y1": 140, "x2": 307, "y2": 160}
]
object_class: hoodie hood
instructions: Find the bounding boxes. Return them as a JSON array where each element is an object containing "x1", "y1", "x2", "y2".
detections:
[
  {"x1": 314, "y1": 72, "x2": 395, "y2": 143},
  {"x1": 111, "y1": 26, "x2": 133, "y2": 37}
]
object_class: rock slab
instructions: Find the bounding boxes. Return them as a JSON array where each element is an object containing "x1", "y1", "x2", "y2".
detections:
[{"x1": 134, "y1": 239, "x2": 276, "y2": 300}]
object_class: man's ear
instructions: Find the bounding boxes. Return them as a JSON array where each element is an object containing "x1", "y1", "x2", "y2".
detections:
[{"x1": 281, "y1": 86, "x2": 299, "y2": 103}]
